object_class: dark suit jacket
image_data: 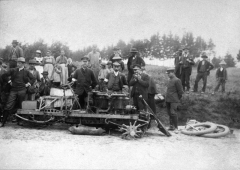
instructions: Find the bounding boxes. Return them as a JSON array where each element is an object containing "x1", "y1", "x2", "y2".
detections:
[
  {"x1": 216, "y1": 68, "x2": 227, "y2": 80},
  {"x1": 2, "y1": 68, "x2": 36, "y2": 86},
  {"x1": 197, "y1": 60, "x2": 214, "y2": 74},
  {"x1": 73, "y1": 68, "x2": 97, "y2": 95},
  {"x1": 127, "y1": 56, "x2": 145, "y2": 74},
  {"x1": 8, "y1": 46, "x2": 24, "y2": 60},
  {"x1": 129, "y1": 73, "x2": 149, "y2": 100},
  {"x1": 106, "y1": 72, "x2": 127, "y2": 90},
  {"x1": 165, "y1": 76, "x2": 184, "y2": 103}
]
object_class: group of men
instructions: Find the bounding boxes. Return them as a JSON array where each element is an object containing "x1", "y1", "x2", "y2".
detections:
[{"x1": 0, "y1": 40, "x2": 158, "y2": 127}]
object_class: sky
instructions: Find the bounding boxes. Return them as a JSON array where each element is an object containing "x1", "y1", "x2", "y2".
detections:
[{"x1": 0, "y1": 0, "x2": 239, "y2": 56}]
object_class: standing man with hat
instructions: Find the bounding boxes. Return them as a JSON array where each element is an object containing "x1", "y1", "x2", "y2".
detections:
[
  {"x1": 127, "y1": 48, "x2": 145, "y2": 84},
  {"x1": 8, "y1": 40, "x2": 24, "y2": 68},
  {"x1": 104, "y1": 62, "x2": 127, "y2": 92},
  {"x1": 39, "y1": 71, "x2": 51, "y2": 96},
  {"x1": 165, "y1": 67, "x2": 184, "y2": 132},
  {"x1": 72, "y1": 56, "x2": 97, "y2": 109},
  {"x1": 87, "y1": 45, "x2": 101, "y2": 80},
  {"x1": 0, "y1": 57, "x2": 35, "y2": 127},
  {"x1": 112, "y1": 54, "x2": 125, "y2": 71},
  {"x1": 212, "y1": 60, "x2": 228, "y2": 94},
  {"x1": 109, "y1": 47, "x2": 122, "y2": 62},
  {"x1": 129, "y1": 64, "x2": 149, "y2": 111},
  {"x1": 193, "y1": 54, "x2": 214, "y2": 93},
  {"x1": 180, "y1": 47, "x2": 195, "y2": 93}
]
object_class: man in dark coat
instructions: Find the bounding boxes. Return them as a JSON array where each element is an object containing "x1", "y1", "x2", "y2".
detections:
[
  {"x1": 105, "y1": 62, "x2": 127, "y2": 92},
  {"x1": 174, "y1": 49, "x2": 183, "y2": 79},
  {"x1": 127, "y1": 48, "x2": 145, "y2": 84},
  {"x1": 142, "y1": 68, "x2": 157, "y2": 114},
  {"x1": 129, "y1": 64, "x2": 149, "y2": 111},
  {"x1": 8, "y1": 40, "x2": 24, "y2": 68},
  {"x1": 72, "y1": 56, "x2": 97, "y2": 109},
  {"x1": 179, "y1": 47, "x2": 195, "y2": 93},
  {"x1": 165, "y1": 67, "x2": 184, "y2": 132},
  {"x1": 0, "y1": 57, "x2": 35, "y2": 127},
  {"x1": 193, "y1": 55, "x2": 214, "y2": 93}
]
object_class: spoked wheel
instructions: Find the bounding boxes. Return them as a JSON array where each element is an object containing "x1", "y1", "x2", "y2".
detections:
[{"x1": 120, "y1": 121, "x2": 144, "y2": 139}]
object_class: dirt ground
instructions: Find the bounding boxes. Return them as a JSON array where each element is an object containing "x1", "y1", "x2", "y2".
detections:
[{"x1": 0, "y1": 123, "x2": 239, "y2": 170}]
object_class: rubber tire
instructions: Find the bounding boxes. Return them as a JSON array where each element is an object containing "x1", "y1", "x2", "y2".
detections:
[
  {"x1": 181, "y1": 122, "x2": 217, "y2": 136},
  {"x1": 199, "y1": 124, "x2": 230, "y2": 138}
]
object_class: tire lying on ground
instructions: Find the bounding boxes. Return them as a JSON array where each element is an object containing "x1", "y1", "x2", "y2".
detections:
[
  {"x1": 199, "y1": 124, "x2": 230, "y2": 138},
  {"x1": 181, "y1": 122, "x2": 217, "y2": 136}
]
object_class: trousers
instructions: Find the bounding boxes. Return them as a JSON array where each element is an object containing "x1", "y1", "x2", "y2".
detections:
[{"x1": 194, "y1": 72, "x2": 208, "y2": 92}]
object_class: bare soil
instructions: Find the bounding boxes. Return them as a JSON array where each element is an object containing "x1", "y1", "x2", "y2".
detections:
[{"x1": 0, "y1": 123, "x2": 239, "y2": 170}]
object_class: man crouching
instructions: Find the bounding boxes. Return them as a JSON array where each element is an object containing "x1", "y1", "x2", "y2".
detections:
[{"x1": 165, "y1": 68, "x2": 184, "y2": 133}]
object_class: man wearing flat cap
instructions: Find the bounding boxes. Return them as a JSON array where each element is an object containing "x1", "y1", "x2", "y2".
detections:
[
  {"x1": 165, "y1": 67, "x2": 184, "y2": 132},
  {"x1": 127, "y1": 48, "x2": 145, "y2": 84},
  {"x1": 0, "y1": 57, "x2": 35, "y2": 127},
  {"x1": 72, "y1": 56, "x2": 97, "y2": 109},
  {"x1": 104, "y1": 62, "x2": 127, "y2": 92},
  {"x1": 129, "y1": 64, "x2": 149, "y2": 111},
  {"x1": 193, "y1": 54, "x2": 214, "y2": 93},
  {"x1": 179, "y1": 47, "x2": 195, "y2": 93},
  {"x1": 8, "y1": 40, "x2": 24, "y2": 68}
]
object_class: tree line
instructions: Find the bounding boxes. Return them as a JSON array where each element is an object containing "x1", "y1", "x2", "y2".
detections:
[{"x1": 0, "y1": 31, "x2": 237, "y2": 67}]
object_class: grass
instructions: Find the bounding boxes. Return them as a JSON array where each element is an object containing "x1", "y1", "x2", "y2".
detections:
[{"x1": 144, "y1": 65, "x2": 240, "y2": 128}]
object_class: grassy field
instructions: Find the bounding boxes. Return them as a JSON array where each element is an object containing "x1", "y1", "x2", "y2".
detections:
[{"x1": 145, "y1": 65, "x2": 240, "y2": 128}]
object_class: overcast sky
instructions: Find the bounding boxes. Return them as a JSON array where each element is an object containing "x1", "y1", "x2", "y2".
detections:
[{"x1": 0, "y1": 0, "x2": 239, "y2": 56}]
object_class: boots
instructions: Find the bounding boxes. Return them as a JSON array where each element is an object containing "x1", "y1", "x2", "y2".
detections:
[
  {"x1": 1, "y1": 110, "x2": 9, "y2": 127},
  {"x1": 168, "y1": 116, "x2": 175, "y2": 131},
  {"x1": 172, "y1": 115, "x2": 178, "y2": 130}
]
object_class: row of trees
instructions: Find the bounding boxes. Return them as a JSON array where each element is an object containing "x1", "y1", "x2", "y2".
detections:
[{"x1": 0, "y1": 32, "x2": 216, "y2": 62}]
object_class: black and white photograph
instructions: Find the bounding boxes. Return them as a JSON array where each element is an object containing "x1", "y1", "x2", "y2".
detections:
[{"x1": 0, "y1": 0, "x2": 239, "y2": 169}]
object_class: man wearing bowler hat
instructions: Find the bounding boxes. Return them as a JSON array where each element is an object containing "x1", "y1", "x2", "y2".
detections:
[
  {"x1": 72, "y1": 56, "x2": 97, "y2": 109},
  {"x1": 8, "y1": 40, "x2": 24, "y2": 68},
  {"x1": 165, "y1": 67, "x2": 184, "y2": 132},
  {"x1": 127, "y1": 48, "x2": 145, "y2": 84},
  {"x1": 39, "y1": 71, "x2": 51, "y2": 96},
  {"x1": 193, "y1": 54, "x2": 214, "y2": 93},
  {"x1": 129, "y1": 64, "x2": 149, "y2": 111},
  {"x1": 109, "y1": 47, "x2": 122, "y2": 63},
  {"x1": 0, "y1": 57, "x2": 35, "y2": 127}
]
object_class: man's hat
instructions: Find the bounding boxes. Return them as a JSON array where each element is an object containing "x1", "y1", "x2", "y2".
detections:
[
  {"x1": 113, "y1": 47, "x2": 120, "y2": 51},
  {"x1": 101, "y1": 62, "x2": 106, "y2": 66},
  {"x1": 201, "y1": 55, "x2": 208, "y2": 58},
  {"x1": 112, "y1": 55, "x2": 122, "y2": 60},
  {"x1": 107, "y1": 61, "x2": 112, "y2": 65},
  {"x1": 219, "y1": 60, "x2": 226, "y2": 65},
  {"x1": 12, "y1": 40, "x2": 18, "y2": 44},
  {"x1": 28, "y1": 59, "x2": 38, "y2": 64},
  {"x1": 113, "y1": 62, "x2": 120, "y2": 66},
  {"x1": 17, "y1": 57, "x2": 25, "y2": 63},
  {"x1": 166, "y1": 67, "x2": 175, "y2": 73},
  {"x1": 130, "y1": 48, "x2": 138, "y2": 53},
  {"x1": 36, "y1": 50, "x2": 42, "y2": 54},
  {"x1": 41, "y1": 71, "x2": 48, "y2": 75},
  {"x1": 81, "y1": 55, "x2": 89, "y2": 61},
  {"x1": 133, "y1": 64, "x2": 141, "y2": 70}
]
